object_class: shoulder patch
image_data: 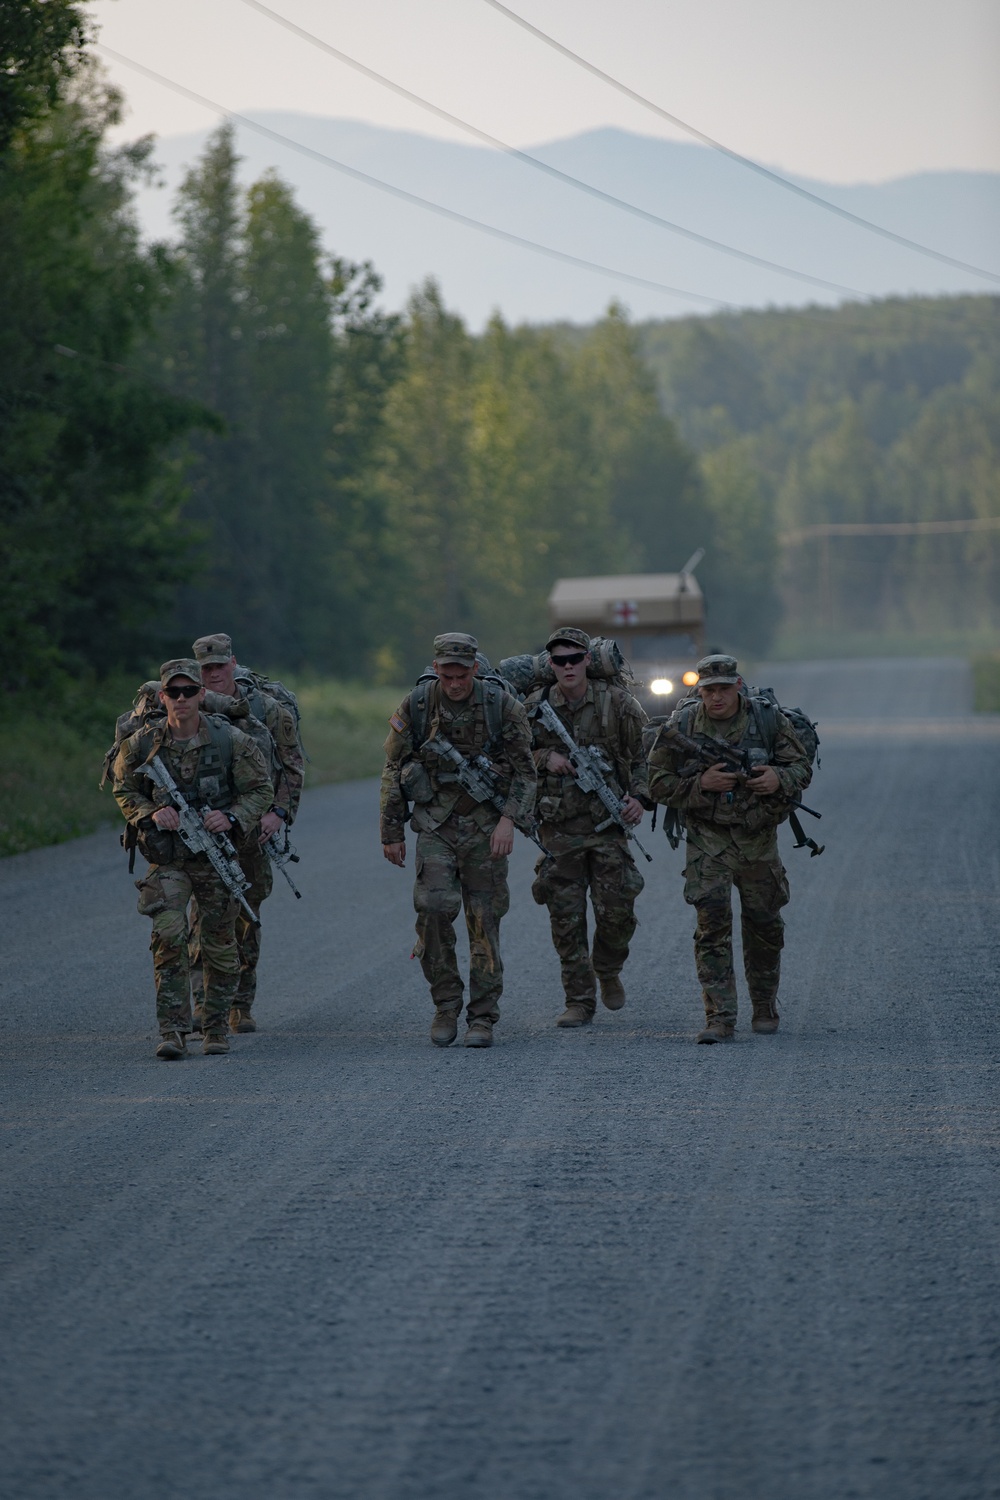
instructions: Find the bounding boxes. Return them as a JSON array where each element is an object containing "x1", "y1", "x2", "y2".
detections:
[{"x1": 389, "y1": 713, "x2": 407, "y2": 734}]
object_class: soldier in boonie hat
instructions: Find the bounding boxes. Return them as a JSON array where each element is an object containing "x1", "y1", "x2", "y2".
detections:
[
  {"x1": 695, "y1": 653, "x2": 741, "y2": 686},
  {"x1": 192, "y1": 633, "x2": 234, "y2": 666},
  {"x1": 159, "y1": 658, "x2": 203, "y2": 687},
  {"x1": 433, "y1": 632, "x2": 479, "y2": 664},
  {"x1": 545, "y1": 626, "x2": 591, "y2": 653}
]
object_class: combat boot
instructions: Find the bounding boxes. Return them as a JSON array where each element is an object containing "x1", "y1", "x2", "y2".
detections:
[
  {"x1": 556, "y1": 1004, "x2": 593, "y2": 1028},
  {"x1": 463, "y1": 1019, "x2": 494, "y2": 1048},
  {"x1": 696, "y1": 1019, "x2": 735, "y2": 1044},
  {"x1": 751, "y1": 1001, "x2": 780, "y2": 1035},
  {"x1": 430, "y1": 1009, "x2": 459, "y2": 1047},
  {"x1": 191, "y1": 1006, "x2": 204, "y2": 1034},
  {"x1": 229, "y1": 1006, "x2": 256, "y2": 1033},
  {"x1": 156, "y1": 1032, "x2": 187, "y2": 1060},
  {"x1": 599, "y1": 974, "x2": 626, "y2": 1011},
  {"x1": 202, "y1": 1031, "x2": 230, "y2": 1055}
]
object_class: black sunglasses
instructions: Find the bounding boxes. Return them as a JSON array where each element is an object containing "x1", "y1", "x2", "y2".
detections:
[
  {"x1": 550, "y1": 651, "x2": 587, "y2": 666},
  {"x1": 163, "y1": 684, "x2": 200, "y2": 699}
]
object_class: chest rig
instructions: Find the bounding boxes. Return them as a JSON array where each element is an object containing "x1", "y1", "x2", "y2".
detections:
[{"x1": 141, "y1": 717, "x2": 236, "y2": 810}]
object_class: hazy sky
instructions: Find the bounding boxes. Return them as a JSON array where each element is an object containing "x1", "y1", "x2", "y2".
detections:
[{"x1": 90, "y1": 0, "x2": 1000, "y2": 184}]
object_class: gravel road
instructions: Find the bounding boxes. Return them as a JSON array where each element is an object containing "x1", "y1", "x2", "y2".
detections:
[{"x1": 1, "y1": 658, "x2": 998, "y2": 1500}]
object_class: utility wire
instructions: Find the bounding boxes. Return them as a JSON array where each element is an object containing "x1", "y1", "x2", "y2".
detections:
[
  {"x1": 95, "y1": 45, "x2": 742, "y2": 310},
  {"x1": 480, "y1": 0, "x2": 1000, "y2": 288},
  {"x1": 236, "y1": 0, "x2": 865, "y2": 298}
]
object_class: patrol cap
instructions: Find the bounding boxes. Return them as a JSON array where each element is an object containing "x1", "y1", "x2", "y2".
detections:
[
  {"x1": 695, "y1": 653, "x2": 741, "y2": 686},
  {"x1": 546, "y1": 626, "x2": 591, "y2": 653},
  {"x1": 433, "y1": 632, "x2": 479, "y2": 664},
  {"x1": 192, "y1": 632, "x2": 234, "y2": 665},
  {"x1": 159, "y1": 658, "x2": 203, "y2": 687}
]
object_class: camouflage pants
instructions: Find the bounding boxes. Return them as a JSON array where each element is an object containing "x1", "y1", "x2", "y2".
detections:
[
  {"x1": 190, "y1": 836, "x2": 272, "y2": 1011},
  {"x1": 683, "y1": 841, "x2": 789, "y2": 1025},
  {"x1": 135, "y1": 858, "x2": 239, "y2": 1035},
  {"x1": 413, "y1": 816, "x2": 510, "y2": 1023},
  {"x1": 532, "y1": 835, "x2": 644, "y2": 1013}
]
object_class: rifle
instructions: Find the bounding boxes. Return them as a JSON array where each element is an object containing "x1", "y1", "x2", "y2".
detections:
[
  {"x1": 263, "y1": 826, "x2": 302, "y2": 899},
  {"x1": 422, "y1": 733, "x2": 554, "y2": 859},
  {"x1": 142, "y1": 755, "x2": 261, "y2": 925},
  {"x1": 659, "y1": 724, "x2": 824, "y2": 856},
  {"x1": 533, "y1": 698, "x2": 652, "y2": 862}
]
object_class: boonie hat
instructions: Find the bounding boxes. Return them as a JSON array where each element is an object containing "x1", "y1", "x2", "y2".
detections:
[
  {"x1": 159, "y1": 658, "x2": 203, "y2": 687},
  {"x1": 192, "y1": 632, "x2": 234, "y2": 665},
  {"x1": 695, "y1": 653, "x2": 741, "y2": 686},
  {"x1": 546, "y1": 626, "x2": 591, "y2": 653},
  {"x1": 433, "y1": 631, "x2": 479, "y2": 664}
]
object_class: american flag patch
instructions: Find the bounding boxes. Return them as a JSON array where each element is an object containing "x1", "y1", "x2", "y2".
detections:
[{"x1": 389, "y1": 713, "x2": 407, "y2": 734}]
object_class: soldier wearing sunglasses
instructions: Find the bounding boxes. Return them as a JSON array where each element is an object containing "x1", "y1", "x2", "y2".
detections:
[
  {"x1": 526, "y1": 628, "x2": 650, "y2": 1027},
  {"x1": 112, "y1": 659, "x2": 272, "y2": 1059}
]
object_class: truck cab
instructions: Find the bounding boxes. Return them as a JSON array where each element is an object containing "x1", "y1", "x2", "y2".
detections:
[{"x1": 547, "y1": 570, "x2": 706, "y2": 715}]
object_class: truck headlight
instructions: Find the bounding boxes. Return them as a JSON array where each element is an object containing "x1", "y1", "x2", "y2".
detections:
[{"x1": 650, "y1": 678, "x2": 674, "y2": 695}]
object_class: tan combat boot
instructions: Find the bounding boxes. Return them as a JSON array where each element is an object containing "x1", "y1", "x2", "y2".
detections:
[
  {"x1": 463, "y1": 1019, "x2": 494, "y2": 1048},
  {"x1": 751, "y1": 1001, "x2": 780, "y2": 1035},
  {"x1": 202, "y1": 1032, "x2": 230, "y2": 1055},
  {"x1": 599, "y1": 975, "x2": 626, "y2": 1011},
  {"x1": 696, "y1": 1018, "x2": 735, "y2": 1044},
  {"x1": 229, "y1": 1007, "x2": 257, "y2": 1033},
  {"x1": 556, "y1": 1004, "x2": 593, "y2": 1028},
  {"x1": 430, "y1": 1009, "x2": 459, "y2": 1047},
  {"x1": 156, "y1": 1032, "x2": 187, "y2": 1060}
]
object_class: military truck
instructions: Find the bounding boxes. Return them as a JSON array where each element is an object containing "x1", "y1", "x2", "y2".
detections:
[{"x1": 547, "y1": 554, "x2": 706, "y2": 713}]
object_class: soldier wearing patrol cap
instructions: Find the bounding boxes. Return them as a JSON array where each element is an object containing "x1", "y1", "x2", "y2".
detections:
[
  {"x1": 190, "y1": 632, "x2": 305, "y2": 1033},
  {"x1": 380, "y1": 632, "x2": 536, "y2": 1049},
  {"x1": 525, "y1": 627, "x2": 650, "y2": 1028},
  {"x1": 111, "y1": 659, "x2": 272, "y2": 1059},
  {"x1": 647, "y1": 653, "x2": 812, "y2": 1042}
]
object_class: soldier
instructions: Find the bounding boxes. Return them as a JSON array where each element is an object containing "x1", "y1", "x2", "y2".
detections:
[
  {"x1": 113, "y1": 659, "x2": 272, "y2": 1059},
  {"x1": 526, "y1": 628, "x2": 649, "y2": 1028},
  {"x1": 191, "y1": 633, "x2": 304, "y2": 1032},
  {"x1": 647, "y1": 654, "x2": 812, "y2": 1043},
  {"x1": 380, "y1": 632, "x2": 536, "y2": 1049}
]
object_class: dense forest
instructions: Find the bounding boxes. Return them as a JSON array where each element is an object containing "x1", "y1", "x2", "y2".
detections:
[
  {"x1": 3, "y1": 3, "x2": 998, "y2": 701},
  {"x1": 639, "y1": 298, "x2": 1000, "y2": 643}
]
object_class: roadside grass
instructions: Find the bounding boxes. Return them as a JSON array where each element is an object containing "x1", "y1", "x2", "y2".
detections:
[
  {"x1": 0, "y1": 677, "x2": 403, "y2": 859},
  {"x1": 972, "y1": 654, "x2": 1000, "y2": 712},
  {"x1": 768, "y1": 627, "x2": 1000, "y2": 661}
]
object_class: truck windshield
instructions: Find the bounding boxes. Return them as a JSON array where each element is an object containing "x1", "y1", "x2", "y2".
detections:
[{"x1": 628, "y1": 634, "x2": 697, "y2": 661}]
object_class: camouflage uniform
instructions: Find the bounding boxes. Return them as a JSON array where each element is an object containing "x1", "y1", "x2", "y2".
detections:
[
  {"x1": 113, "y1": 705, "x2": 272, "y2": 1038},
  {"x1": 191, "y1": 636, "x2": 305, "y2": 1017},
  {"x1": 647, "y1": 690, "x2": 812, "y2": 1033},
  {"x1": 525, "y1": 667, "x2": 649, "y2": 1018},
  {"x1": 380, "y1": 666, "x2": 535, "y2": 1028}
]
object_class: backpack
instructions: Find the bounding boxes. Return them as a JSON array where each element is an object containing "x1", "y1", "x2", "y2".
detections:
[
  {"x1": 234, "y1": 666, "x2": 306, "y2": 760},
  {"x1": 100, "y1": 682, "x2": 277, "y2": 789},
  {"x1": 499, "y1": 636, "x2": 636, "y2": 699},
  {"x1": 649, "y1": 686, "x2": 822, "y2": 855},
  {"x1": 409, "y1": 653, "x2": 507, "y2": 754}
]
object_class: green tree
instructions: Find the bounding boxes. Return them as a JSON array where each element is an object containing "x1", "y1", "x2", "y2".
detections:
[{"x1": 0, "y1": 60, "x2": 209, "y2": 688}]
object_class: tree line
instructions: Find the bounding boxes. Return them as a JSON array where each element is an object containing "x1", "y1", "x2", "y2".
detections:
[
  {"x1": 0, "y1": 7, "x2": 775, "y2": 694},
  {"x1": 641, "y1": 296, "x2": 1000, "y2": 640}
]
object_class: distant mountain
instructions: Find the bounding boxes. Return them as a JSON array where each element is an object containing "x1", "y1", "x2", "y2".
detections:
[{"x1": 132, "y1": 117, "x2": 1000, "y2": 328}]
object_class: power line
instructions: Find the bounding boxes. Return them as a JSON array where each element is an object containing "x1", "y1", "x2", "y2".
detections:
[
  {"x1": 237, "y1": 0, "x2": 866, "y2": 298},
  {"x1": 480, "y1": 0, "x2": 1000, "y2": 289},
  {"x1": 95, "y1": 45, "x2": 741, "y2": 311}
]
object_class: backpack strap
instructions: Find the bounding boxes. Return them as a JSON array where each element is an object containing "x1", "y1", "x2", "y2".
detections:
[
  {"x1": 409, "y1": 681, "x2": 433, "y2": 752},
  {"x1": 481, "y1": 680, "x2": 504, "y2": 753}
]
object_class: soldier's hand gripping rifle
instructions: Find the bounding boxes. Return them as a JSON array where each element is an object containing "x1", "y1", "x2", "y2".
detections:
[
  {"x1": 534, "y1": 698, "x2": 652, "y2": 862},
  {"x1": 263, "y1": 825, "x2": 302, "y2": 899},
  {"x1": 143, "y1": 754, "x2": 261, "y2": 925},
  {"x1": 659, "y1": 724, "x2": 824, "y2": 856},
  {"x1": 423, "y1": 733, "x2": 554, "y2": 859}
]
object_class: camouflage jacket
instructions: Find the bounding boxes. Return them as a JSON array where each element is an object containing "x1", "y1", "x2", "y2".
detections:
[
  {"x1": 526, "y1": 680, "x2": 649, "y2": 834},
  {"x1": 235, "y1": 681, "x2": 304, "y2": 824},
  {"x1": 647, "y1": 696, "x2": 812, "y2": 862},
  {"x1": 380, "y1": 679, "x2": 536, "y2": 844},
  {"x1": 113, "y1": 714, "x2": 273, "y2": 858}
]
